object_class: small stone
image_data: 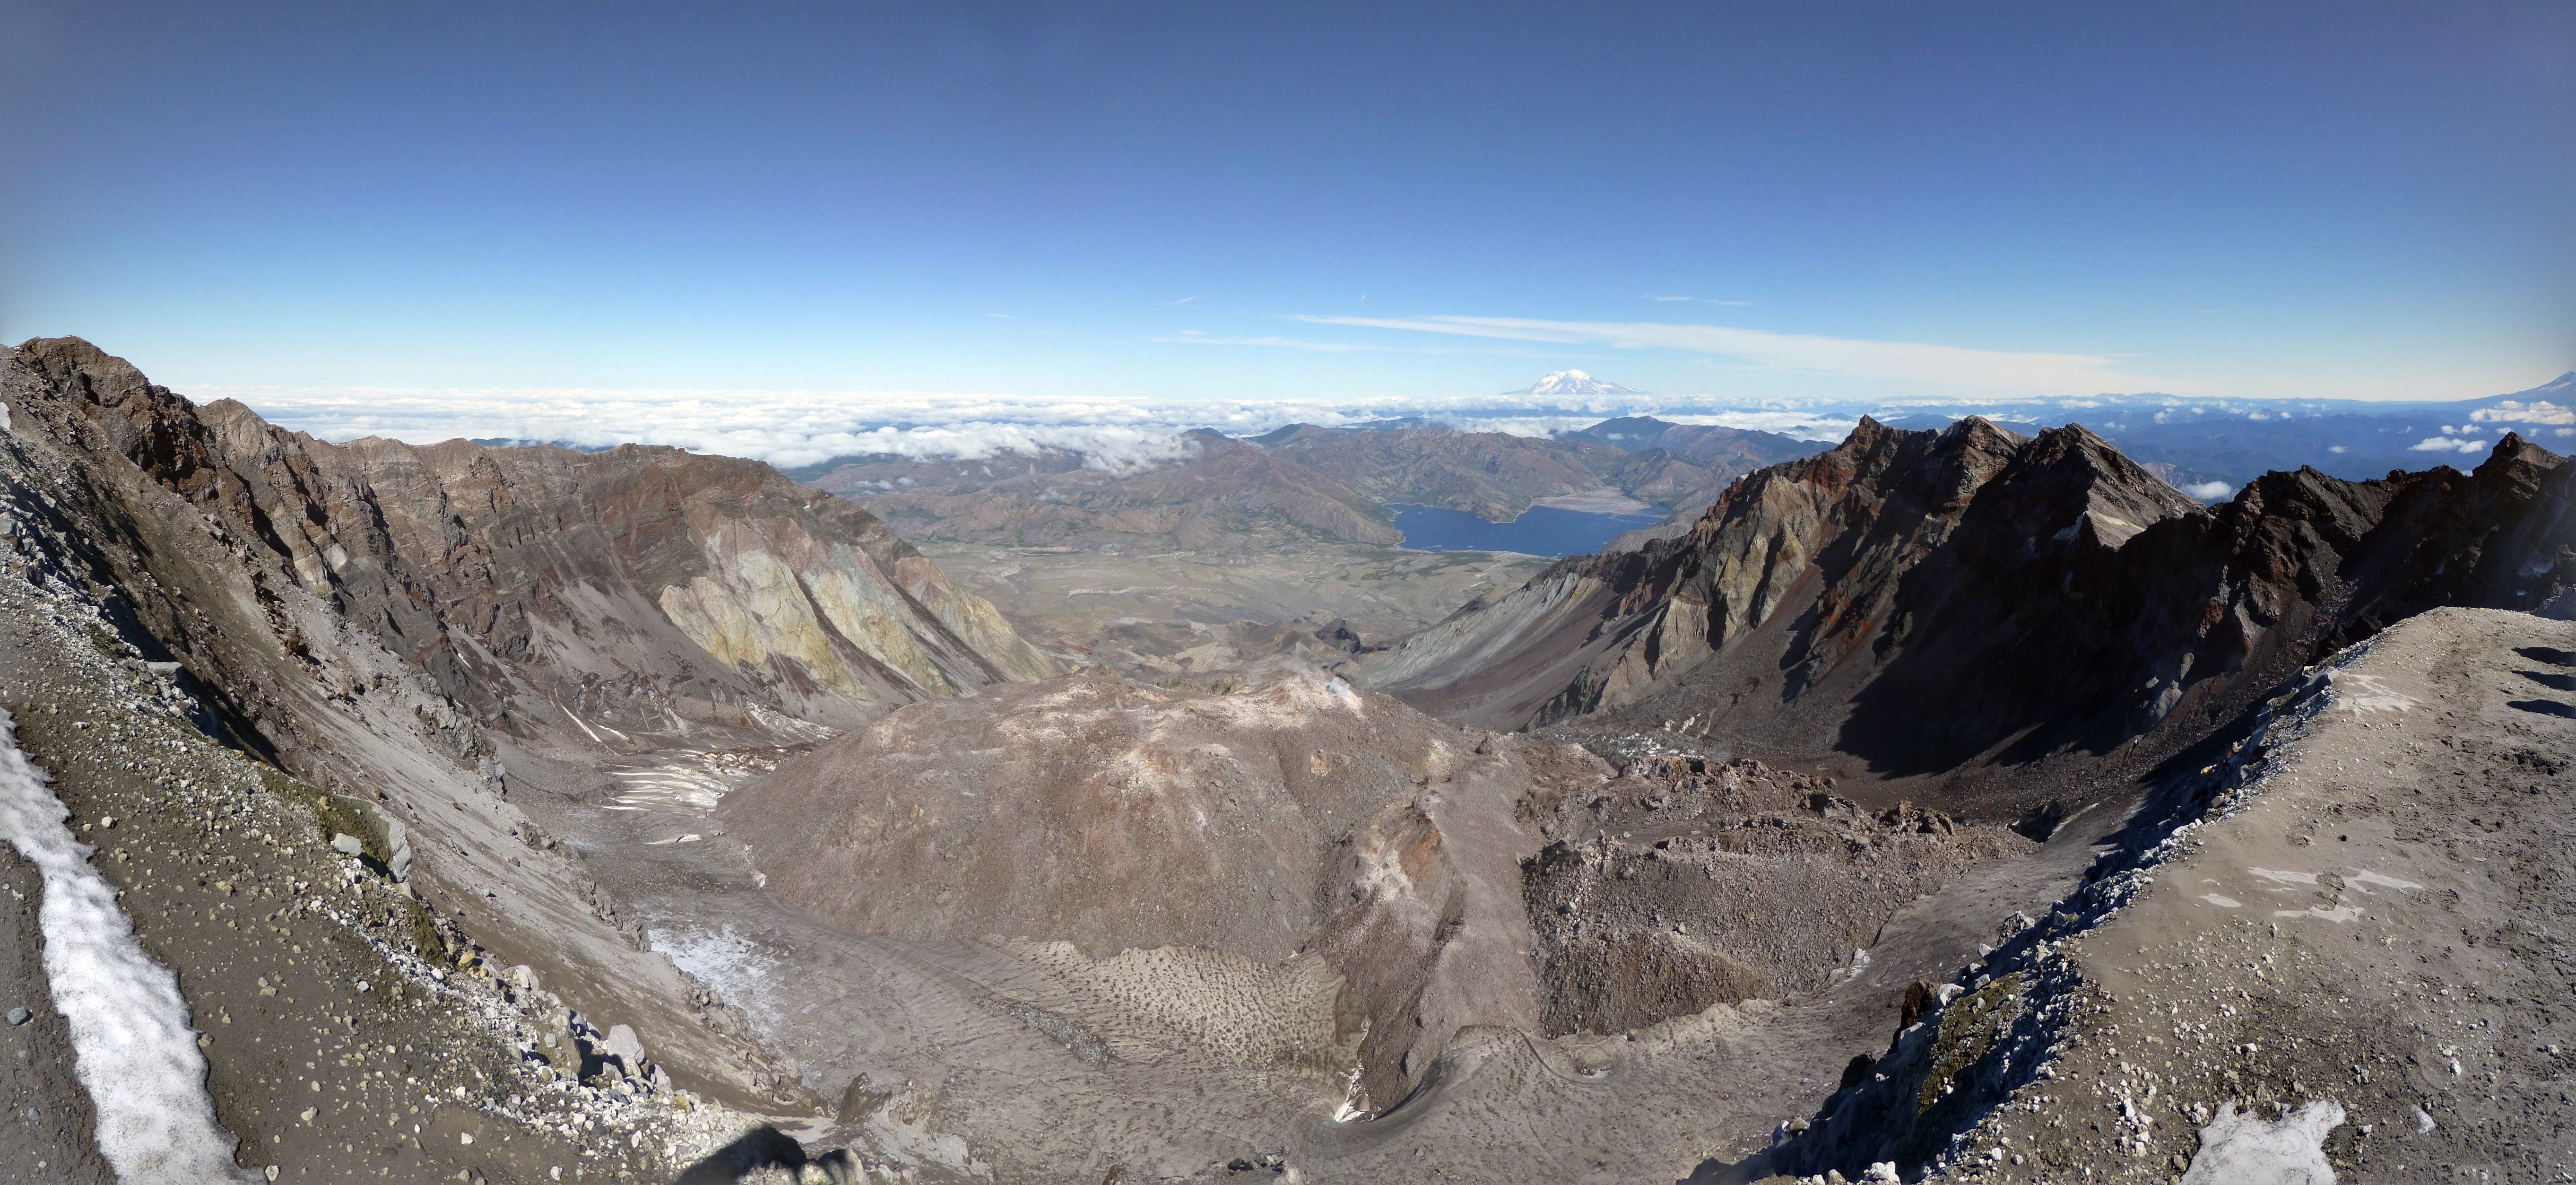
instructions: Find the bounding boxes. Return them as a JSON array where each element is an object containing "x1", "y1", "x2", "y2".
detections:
[
  {"x1": 6, "y1": 1007, "x2": 30, "y2": 1026},
  {"x1": 329, "y1": 833, "x2": 364, "y2": 857}
]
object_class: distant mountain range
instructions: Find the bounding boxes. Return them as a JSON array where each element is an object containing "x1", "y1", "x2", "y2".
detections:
[
  {"x1": 1839, "y1": 372, "x2": 2576, "y2": 494},
  {"x1": 790, "y1": 415, "x2": 1824, "y2": 555}
]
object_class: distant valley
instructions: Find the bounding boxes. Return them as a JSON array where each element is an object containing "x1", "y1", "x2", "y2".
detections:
[{"x1": 782, "y1": 406, "x2": 1822, "y2": 682}]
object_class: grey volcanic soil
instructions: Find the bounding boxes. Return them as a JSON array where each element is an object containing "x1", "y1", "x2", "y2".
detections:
[{"x1": 1719, "y1": 607, "x2": 2576, "y2": 1184}]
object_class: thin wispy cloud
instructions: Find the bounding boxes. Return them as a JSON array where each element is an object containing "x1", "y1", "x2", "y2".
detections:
[
  {"x1": 1153, "y1": 331, "x2": 1372, "y2": 351},
  {"x1": 1172, "y1": 296, "x2": 1201, "y2": 305},
  {"x1": 1295, "y1": 314, "x2": 2197, "y2": 394}
]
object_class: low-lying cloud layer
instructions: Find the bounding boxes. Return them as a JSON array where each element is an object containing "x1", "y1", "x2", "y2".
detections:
[
  {"x1": 193, "y1": 375, "x2": 2568, "y2": 488},
  {"x1": 197, "y1": 384, "x2": 1863, "y2": 470}
]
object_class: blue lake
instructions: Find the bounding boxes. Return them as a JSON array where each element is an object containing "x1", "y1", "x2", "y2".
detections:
[{"x1": 1389, "y1": 504, "x2": 1666, "y2": 558}]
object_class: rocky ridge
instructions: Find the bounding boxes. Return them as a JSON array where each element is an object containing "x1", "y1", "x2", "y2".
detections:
[
  {"x1": 1357, "y1": 415, "x2": 2575, "y2": 784},
  {"x1": 1710, "y1": 607, "x2": 2576, "y2": 1183},
  {"x1": 0, "y1": 338, "x2": 1056, "y2": 1176}
]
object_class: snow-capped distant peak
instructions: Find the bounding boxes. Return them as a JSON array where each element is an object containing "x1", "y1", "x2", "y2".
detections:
[{"x1": 1508, "y1": 370, "x2": 1648, "y2": 398}]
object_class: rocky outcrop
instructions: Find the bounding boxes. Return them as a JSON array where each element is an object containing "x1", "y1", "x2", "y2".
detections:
[
  {"x1": 10, "y1": 336, "x2": 1051, "y2": 743},
  {"x1": 0, "y1": 336, "x2": 1052, "y2": 1116},
  {"x1": 1357, "y1": 415, "x2": 2572, "y2": 775}
]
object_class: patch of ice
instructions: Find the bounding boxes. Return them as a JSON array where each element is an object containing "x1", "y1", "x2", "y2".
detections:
[
  {"x1": 2273, "y1": 906, "x2": 2364, "y2": 923},
  {"x1": 1331, "y1": 1062, "x2": 1371, "y2": 1123},
  {"x1": 2324, "y1": 671, "x2": 2418, "y2": 714},
  {"x1": 2179, "y1": 1099, "x2": 2343, "y2": 1185},
  {"x1": 0, "y1": 708, "x2": 260, "y2": 1183},
  {"x1": 2246, "y1": 867, "x2": 2318, "y2": 886},
  {"x1": 651, "y1": 924, "x2": 768, "y2": 1001},
  {"x1": 2345, "y1": 870, "x2": 2420, "y2": 893},
  {"x1": 2200, "y1": 894, "x2": 2242, "y2": 908},
  {"x1": 558, "y1": 703, "x2": 607, "y2": 745},
  {"x1": 609, "y1": 758, "x2": 734, "y2": 814},
  {"x1": 745, "y1": 701, "x2": 841, "y2": 744}
]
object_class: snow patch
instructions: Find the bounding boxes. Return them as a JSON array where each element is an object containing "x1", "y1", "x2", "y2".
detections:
[
  {"x1": 2246, "y1": 867, "x2": 2318, "y2": 886},
  {"x1": 2200, "y1": 893, "x2": 2242, "y2": 908},
  {"x1": 2179, "y1": 1099, "x2": 2344, "y2": 1185},
  {"x1": 1331, "y1": 1062, "x2": 1371, "y2": 1123},
  {"x1": 2324, "y1": 670, "x2": 2418, "y2": 714},
  {"x1": 2344, "y1": 870, "x2": 2420, "y2": 893},
  {"x1": 0, "y1": 707, "x2": 260, "y2": 1183},
  {"x1": 651, "y1": 924, "x2": 768, "y2": 1002},
  {"x1": 2273, "y1": 906, "x2": 2364, "y2": 923}
]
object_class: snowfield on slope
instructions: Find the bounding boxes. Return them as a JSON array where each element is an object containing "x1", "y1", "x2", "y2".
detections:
[{"x1": 0, "y1": 706, "x2": 259, "y2": 1184}]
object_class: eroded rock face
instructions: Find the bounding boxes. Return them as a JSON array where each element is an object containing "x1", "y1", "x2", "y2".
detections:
[
  {"x1": 0, "y1": 336, "x2": 881, "y2": 1113},
  {"x1": 1358, "y1": 414, "x2": 2573, "y2": 776},
  {"x1": 9, "y1": 336, "x2": 1051, "y2": 742}
]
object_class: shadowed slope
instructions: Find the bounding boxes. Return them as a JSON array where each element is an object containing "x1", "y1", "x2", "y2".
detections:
[{"x1": 1357, "y1": 415, "x2": 2572, "y2": 781}]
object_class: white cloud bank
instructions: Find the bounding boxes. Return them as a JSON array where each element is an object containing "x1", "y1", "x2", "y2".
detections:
[
  {"x1": 2469, "y1": 399, "x2": 2574, "y2": 426},
  {"x1": 1293, "y1": 314, "x2": 2201, "y2": 395},
  {"x1": 0, "y1": 708, "x2": 259, "y2": 1184},
  {"x1": 197, "y1": 383, "x2": 1864, "y2": 470},
  {"x1": 2183, "y1": 480, "x2": 2236, "y2": 501}
]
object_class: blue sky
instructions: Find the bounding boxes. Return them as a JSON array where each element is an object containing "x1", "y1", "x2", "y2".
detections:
[{"x1": 4, "y1": 1, "x2": 2571, "y2": 412}]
